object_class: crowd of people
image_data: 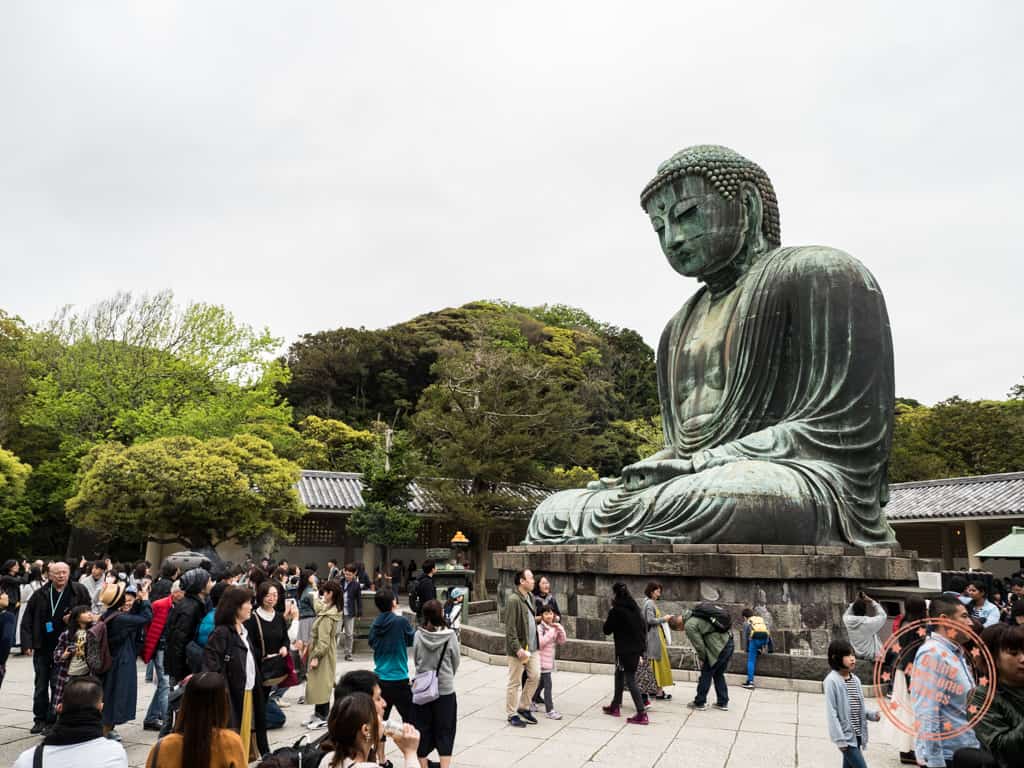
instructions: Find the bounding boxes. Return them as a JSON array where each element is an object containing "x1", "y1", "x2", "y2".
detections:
[
  {"x1": 836, "y1": 576, "x2": 1024, "y2": 768},
  {"x1": 6, "y1": 553, "x2": 1024, "y2": 768}
]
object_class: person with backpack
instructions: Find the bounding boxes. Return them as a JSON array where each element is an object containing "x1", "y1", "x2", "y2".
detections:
[
  {"x1": 98, "y1": 582, "x2": 153, "y2": 740},
  {"x1": 368, "y1": 587, "x2": 416, "y2": 726},
  {"x1": 444, "y1": 588, "x2": 466, "y2": 634},
  {"x1": 165, "y1": 568, "x2": 212, "y2": 688},
  {"x1": 740, "y1": 607, "x2": 772, "y2": 690},
  {"x1": 683, "y1": 602, "x2": 734, "y2": 712},
  {"x1": 410, "y1": 560, "x2": 437, "y2": 619},
  {"x1": 412, "y1": 599, "x2": 460, "y2": 768}
]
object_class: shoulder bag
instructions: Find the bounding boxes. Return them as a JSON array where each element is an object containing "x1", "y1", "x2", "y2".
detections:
[
  {"x1": 256, "y1": 613, "x2": 289, "y2": 687},
  {"x1": 411, "y1": 636, "x2": 451, "y2": 705}
]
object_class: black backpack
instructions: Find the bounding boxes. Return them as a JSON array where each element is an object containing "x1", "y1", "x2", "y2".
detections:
[
  {"x1": 408, "y1": 577, "x2": 423, "y2": 613},
  {"x1": 690, "y1": 602, "x2": 732, "y2": 632}
]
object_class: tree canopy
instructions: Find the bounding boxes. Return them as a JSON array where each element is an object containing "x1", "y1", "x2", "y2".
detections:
[
  {"x1": 0, "y1": 445, "x2": 32, "y2": 537},
  {"x1": 66, "y1": 434, "x2": 304, "y2": 550}
]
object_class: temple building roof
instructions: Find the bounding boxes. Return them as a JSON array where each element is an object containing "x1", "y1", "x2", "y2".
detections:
[
  {"x1": 296, "y1": 469, "x2": 552, "y2": 518},
  {"x1": 886, "y1": 471, "x2": 1024, "y2": 523}
]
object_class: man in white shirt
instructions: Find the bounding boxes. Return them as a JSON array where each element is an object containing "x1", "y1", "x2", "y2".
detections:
[
  {"x1": 13, "y1": 676, "x2": 127, "y2": 768},
  {"x1": 965, "y1": 580, "x2": 1001, "y2": 627}
]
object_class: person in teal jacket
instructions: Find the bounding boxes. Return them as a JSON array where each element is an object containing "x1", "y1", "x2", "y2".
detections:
[{"x1": 369, "y1": 587, "x2": 416, "y2": 725}]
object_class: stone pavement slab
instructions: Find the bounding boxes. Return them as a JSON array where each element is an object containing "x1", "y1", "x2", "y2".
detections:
[{"x1": 0, "y1": 650, "x2": 908, "y2": 767}]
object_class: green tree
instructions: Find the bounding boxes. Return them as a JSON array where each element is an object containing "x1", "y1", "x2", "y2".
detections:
[
  {"x1": 0, "y1": 445, "x2": 32, "y2": 537},
  {"x1": 0, "y1": 310, "x2": 30, "y2": 445},
  {"x1": 16, "y1": 291, "x2": 294, "y2": 549},
  {"x1": 295, "y1": 415, "x2": 376, "y2": 472},
  {"x1": 411, "y1": 332, "x2": 589, "y2": 597},
  {"x1": 66, "y1": 434, "x2": 305, "y2": 550},
  {"x1": 346, "y1": 429, "x2": 422, "y2": 566}
]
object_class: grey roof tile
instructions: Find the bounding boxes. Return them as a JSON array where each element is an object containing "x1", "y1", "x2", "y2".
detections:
[{"x1": 886, "y1": 471, "x2": 1024, "y2": 522}]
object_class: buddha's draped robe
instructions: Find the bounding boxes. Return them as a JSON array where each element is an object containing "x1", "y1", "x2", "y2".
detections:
[{"x1": 525, "y1": 246, "x2": 897, "y2": 547}]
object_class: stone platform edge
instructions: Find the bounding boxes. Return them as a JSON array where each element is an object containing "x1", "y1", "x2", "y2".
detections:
[
  {"x1": 457, "y1": 623, "x2": 884, "y2": 698},
  {"x1": 497, "y1": 545, "x2": 939, "y2": 581}
]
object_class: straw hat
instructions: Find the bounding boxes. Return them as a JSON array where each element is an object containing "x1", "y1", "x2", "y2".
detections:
[{"x1": 99, "y1": 582, "x2": 126, "y2": 608}]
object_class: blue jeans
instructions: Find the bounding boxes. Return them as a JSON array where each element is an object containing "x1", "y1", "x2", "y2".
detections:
[
  {"x1": 841, "y1": 744, "x2": 868, "y2": 768},
  {"x1": 694, "y1": 637, "x2": 733, "y2": 707},
  {"x1": 746, "y1": 637, "x2": 768, "y2": 682},
  {"x1": 144, "y1": 648, "x2": 169, "y2": 724}
]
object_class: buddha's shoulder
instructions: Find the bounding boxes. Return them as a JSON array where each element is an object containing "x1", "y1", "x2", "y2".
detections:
[{"x1": 765, "y1": 245, "x2": 880, "y2": 286}]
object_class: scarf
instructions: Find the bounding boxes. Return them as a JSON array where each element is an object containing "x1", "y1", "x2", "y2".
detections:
[{"x1": 43, "y1": 707, "x2": 104, "y2": 746}]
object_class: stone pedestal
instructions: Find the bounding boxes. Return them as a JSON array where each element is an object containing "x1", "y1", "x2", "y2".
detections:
[{"x1": 490, "y1": 543, "x2": 940, "y2": 680}]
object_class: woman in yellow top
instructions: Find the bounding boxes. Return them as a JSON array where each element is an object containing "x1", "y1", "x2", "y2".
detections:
[
  {"x1": 145, "y1": 671, "x2": 247, "y2": 768},
  {"x1": 642, "y1": 582, "x2": 675, "y2": 699}
]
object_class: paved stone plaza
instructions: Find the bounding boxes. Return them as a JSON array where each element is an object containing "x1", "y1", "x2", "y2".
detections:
[{"x1": 0, "y1": 651, "x2": 911, "y2": 767}]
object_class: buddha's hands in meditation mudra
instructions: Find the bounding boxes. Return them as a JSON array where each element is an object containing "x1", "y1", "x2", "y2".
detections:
[{"x1": 588, "y1": 452, "x2": 694, "y2": 492}]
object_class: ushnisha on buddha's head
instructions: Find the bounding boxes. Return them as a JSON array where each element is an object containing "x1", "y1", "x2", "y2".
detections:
[{"x1": 641, "y1": 145, "x2": 780, "y2": 288}]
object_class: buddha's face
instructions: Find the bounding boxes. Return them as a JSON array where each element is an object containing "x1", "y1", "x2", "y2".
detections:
[{"x1": 646, "y1": 175, "x2": 746, "y2": 279}]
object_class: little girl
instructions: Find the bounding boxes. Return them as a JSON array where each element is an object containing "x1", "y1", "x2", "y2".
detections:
[
  {"x1": 53, "y1": 605, "x2": 101, "y2": 708},
  {"x1": 444, "y1": 588, "x2": 466, "y2": 633},
  {"x1": 532, "y1": 605, "x2": 567, "y2": 719},
  {"x1": 824, "y1": 639, "x2": 880, "y2": 768}
]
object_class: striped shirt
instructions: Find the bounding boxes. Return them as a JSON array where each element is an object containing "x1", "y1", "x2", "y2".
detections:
[{"x1": 845, "y1": 674, "x2": 863, "y2": 737}]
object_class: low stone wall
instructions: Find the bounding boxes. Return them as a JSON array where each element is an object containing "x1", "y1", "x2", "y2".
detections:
[
  {"x1": 458, "y1": 612, "x2": 880, "y2": 693},
  {"x1": 494, "y1": 543, "x2": 940, "y2": 658}
]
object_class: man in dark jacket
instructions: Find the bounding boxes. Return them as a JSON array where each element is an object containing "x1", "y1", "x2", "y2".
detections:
[
  {"x1": 368, "y1": 587, "x2": 416, "y2": 723},
  {"x1": 149, "y1": 562, "x2": 178, "y2": 603},
  {"x1": 163, "y1": 568, "x2": 211, "y2": 686},
  {"x1": 341, "y1": 564, "x2": 362, "y2": 661},
  {"x1": 413, "y1": 559, "x2": 437, "y2": 617},
  {"x1": 19, "y1": 561, "x2": 91, "y2": 733}
]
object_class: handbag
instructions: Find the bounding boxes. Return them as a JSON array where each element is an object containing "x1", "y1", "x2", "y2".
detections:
[
  {"x1": 411, "y1": 636, "x2": 451, "y2": 705},
  {"x1": 282, "y1": 648, "x2": 300, "y2": 688},
  {"x1": 255, "y1": 614, "x2": 289, "y2": 687},
  {"x1": 636, "y1": 657, "x2": 659, "y2": 695}
]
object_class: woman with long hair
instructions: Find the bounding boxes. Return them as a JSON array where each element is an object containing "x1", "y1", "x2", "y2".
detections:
[
  {"x1": 296, "y1": 569, "x2": 318, "y2": 652},
  {"x1": 601, "y1": 582, "x2": 648, "y2": 724},
  {"x1": 320, "y1": 691, "x2": 420, "y2": 768},
  {"x1": 145, "y1": 671, "x2": 247, "y2": 768},
  {"x1": 641, "y1": 581, "x2": 675, "y2": 701},
  {"x1": 204, "y1": 585, "x2": 269, "y2": 760},
  {"x1": 305, "y1": 580, "x2": 343, "y2": 729}
]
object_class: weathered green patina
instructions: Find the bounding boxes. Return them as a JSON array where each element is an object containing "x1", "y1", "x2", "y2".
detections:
[{"x1": 525, "y1": 145, "x2": 896, "y2": 547}]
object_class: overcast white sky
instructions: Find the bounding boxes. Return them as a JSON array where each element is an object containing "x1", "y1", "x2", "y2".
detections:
[{"x1": 2, "y1": 2, "x2": 1021, "y2": 404}]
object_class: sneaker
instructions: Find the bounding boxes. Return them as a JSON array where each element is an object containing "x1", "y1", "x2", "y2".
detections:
[
  {"x1": 143, "y1": 720, "x2": 164, "y2": 732},
  {"x1": 713, "y1": 702, "x2": 729, "y2": 712},
  {"x1": 601, "y1": 705, "x2": 621, "y2": 717},
  {"x1": 545, "y1": 710, "x2": 563, "y2": 720},
  {"x1": 106, "y1": 729, "x2": 122, "y2": 741},
  {"x1": 741, "y1": 681, "x2": 755, "y2": 690},
  {"x1": 30, "y1": 721, "x2": 45, "y2": 735},
  {"x1": 516, "y1": 708, "x2": 538, "y2": 724},
  {"x1": 508, "y1": 715, "x2": 527, "y2": 728},
  {"x1": 344, "y1": 654, "x2": 353, "y2": 661},
  {"x1": 307, "y1": 716, "x2": 328, "y2": 730},
  {"x1": 626, "y1": 712, "x2": 649, "y2": 725},
  {"x1": 529, "y1": 702, "x2": 540, "y2": 713},
  {"x1": 297, "y1": 696, "x2": 305, "y2": 705},
  {"x1": 687, "y1": 701, "x2": 709, "y2": 711}
]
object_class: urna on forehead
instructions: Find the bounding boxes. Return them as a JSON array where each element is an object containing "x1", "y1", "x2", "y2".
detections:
[{"x1": 640, "y1": 144, "x2": 781, "y2": 247}]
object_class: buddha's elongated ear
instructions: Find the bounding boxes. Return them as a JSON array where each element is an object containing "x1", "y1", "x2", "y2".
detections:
[{"x1": 739, "y1": 181, "x2": 767, "y2": 256}]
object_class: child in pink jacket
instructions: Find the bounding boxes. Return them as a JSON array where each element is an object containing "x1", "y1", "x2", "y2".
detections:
[{"x1": 532, "y1": 605, "x2": 567, "y2": 719}]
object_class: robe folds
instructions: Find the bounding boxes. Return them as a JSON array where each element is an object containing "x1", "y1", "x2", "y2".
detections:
[{"x1": 525, "y1": 246, "x2": 897, "y2": 547}]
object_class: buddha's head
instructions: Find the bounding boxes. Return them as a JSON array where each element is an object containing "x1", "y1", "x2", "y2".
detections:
[{"x1": 641, "y1": 145, "x2": 780, "y2": 286}]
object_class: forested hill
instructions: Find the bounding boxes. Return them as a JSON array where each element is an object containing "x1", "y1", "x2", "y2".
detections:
[{"x1": 281, "y1": 301, "x2": 662, "y2": 476}]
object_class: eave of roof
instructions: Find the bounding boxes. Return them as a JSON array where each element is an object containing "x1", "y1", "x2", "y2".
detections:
[{"x1": 886, "y1": 471, "x2": 1024, "y2": 523}]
